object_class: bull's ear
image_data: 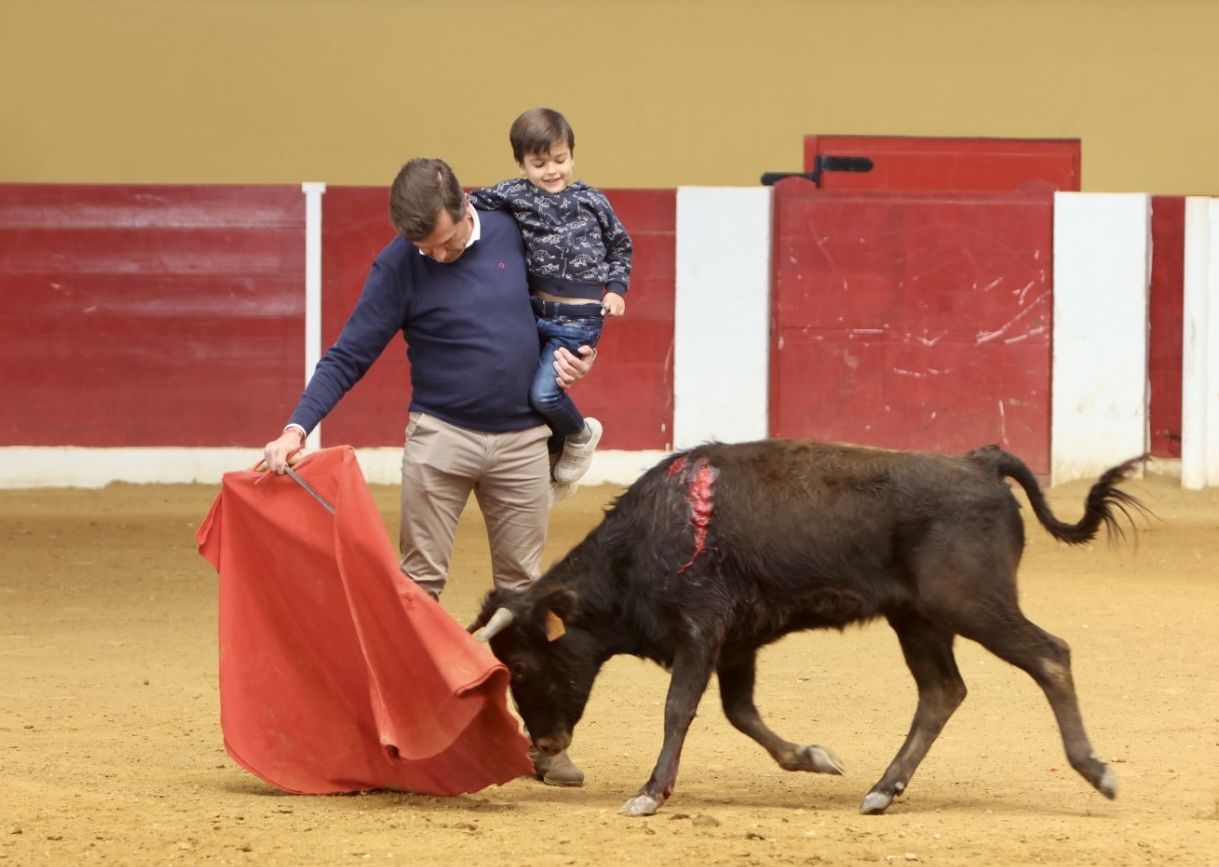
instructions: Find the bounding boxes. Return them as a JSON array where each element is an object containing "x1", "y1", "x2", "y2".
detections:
[
  {"x1": 536, "y1": 585, "x2": 578, "y2": 621},
  {"x1": 532, "y1": 586, "x2": 576, "y2": 641},
  {"x1": 544, "y1": 610, "x2": 567, "y2": 642}
]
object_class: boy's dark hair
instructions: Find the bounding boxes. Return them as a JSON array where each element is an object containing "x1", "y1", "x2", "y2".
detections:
[
  {"x1": 389, "y1": 158, "x2": 466, "y2": 240},
  {"x1": 509, "y1": 108, "x2": 575, "y2": 162}
]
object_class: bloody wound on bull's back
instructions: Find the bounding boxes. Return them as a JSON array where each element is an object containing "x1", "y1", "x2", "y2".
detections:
[{"x1": 668, "y1": 455, "x2": 717, "y2": 573}]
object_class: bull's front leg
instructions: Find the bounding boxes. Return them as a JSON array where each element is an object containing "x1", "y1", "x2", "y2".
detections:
[{"x1": 620, "y1": 642, "x2": 716, "y2": 817}]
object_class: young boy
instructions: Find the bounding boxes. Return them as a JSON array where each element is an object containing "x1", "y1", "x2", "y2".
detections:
[{"x1": 469, "y1": 107, "x2": 633, "y2": 495}]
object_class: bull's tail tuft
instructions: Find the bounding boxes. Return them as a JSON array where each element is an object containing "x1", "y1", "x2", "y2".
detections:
[{"x1": 977, "y1": 448, "x2": 1150, "y2": 545}]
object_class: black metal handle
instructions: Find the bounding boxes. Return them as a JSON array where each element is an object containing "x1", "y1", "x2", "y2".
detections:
[{"x1": 760, "y1": 155, "x2": 874, "y2": 187}]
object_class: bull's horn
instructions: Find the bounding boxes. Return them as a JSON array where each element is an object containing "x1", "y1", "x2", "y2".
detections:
[{"x1": 474, "y1": 607, "x2": 515, "y2": 643}]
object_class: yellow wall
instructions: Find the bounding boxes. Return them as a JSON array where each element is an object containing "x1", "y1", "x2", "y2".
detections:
[{"x1": 4, "y1": 0, "x2": 1217, "y2": 194}]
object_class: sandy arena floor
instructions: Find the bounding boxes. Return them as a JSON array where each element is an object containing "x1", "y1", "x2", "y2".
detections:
[{"x1": 2, "y1": 469, "x2": 1218, "y2": 866}]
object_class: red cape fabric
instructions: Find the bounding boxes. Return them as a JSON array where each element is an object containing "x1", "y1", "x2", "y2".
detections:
[{"x1": 196, "y1": 446, "x2": 533, "y2": 795}]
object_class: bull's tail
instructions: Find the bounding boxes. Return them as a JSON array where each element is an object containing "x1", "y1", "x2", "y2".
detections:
[{"x1": 973, "y1": 446, "x2": 1148, "y2": 545}]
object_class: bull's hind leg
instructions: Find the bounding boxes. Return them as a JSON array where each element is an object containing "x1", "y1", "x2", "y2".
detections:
[
  {"x1": 717, "y1": 650, "x2": 844, "y2": 775},
  {"x1": 861, "y1": 614, "x2": 967, "y2": 815},
  {"x1": 960, "y1": 613, "x2": 1117, "y2": 802}
]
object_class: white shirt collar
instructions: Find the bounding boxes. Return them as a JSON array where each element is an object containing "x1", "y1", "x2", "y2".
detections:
[{"x1": 467, "y1": 206, "x2": 481, "y2": 247}]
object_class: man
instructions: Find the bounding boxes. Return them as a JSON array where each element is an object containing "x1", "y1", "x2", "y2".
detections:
[{"x1": 263, "y1": 157, "x2": 593, "y2": 786}]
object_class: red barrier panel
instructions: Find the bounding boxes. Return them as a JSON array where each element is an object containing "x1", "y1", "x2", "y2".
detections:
[
  {"x1": 315, "y1": 186, "x2": 406, "y2": 448},
  {"x1": 575, "y1": 190, "x2": 676, "y2": 451},
  {"x1": 318, "y1": 187, "x2": 676, "y2": 451},
  {"x1": 804, "y1": 135, "x2": 1080, "y2": 192},
  {"x1": 1149, "y1": 195, "x2": 1184, "y2": 458},
  {"x1": 0, "y1": 184, "x2": 305, "y2": 447},
  {"x1": 770, "y1": 182, "x2": 1053, "y2": 473}
]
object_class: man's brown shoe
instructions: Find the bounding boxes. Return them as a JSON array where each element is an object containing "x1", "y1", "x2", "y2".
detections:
[{"x1": 531, "y1": 748, "x2": 585, "y2": 787}]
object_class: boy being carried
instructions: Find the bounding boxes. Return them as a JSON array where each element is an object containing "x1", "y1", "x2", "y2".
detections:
[{"x1": 470, "y1": 107, "x2": 633, "y2": 499}]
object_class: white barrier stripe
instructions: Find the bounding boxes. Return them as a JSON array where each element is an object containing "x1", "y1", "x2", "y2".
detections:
[
  {"x1": 1181, "y1": 197, "x2": 1211, "y2": 489},
  {"x1": 1208, "y1": 200, "x2": 1219, "y2": 486},
  {"x1": 674, "y1": 187, "x2": 772, "y2": 448},
  {"x1": 1050, "y1": 192, "x2": 1151, "y2": 486},
  {"x1": 302, "y1": 182, "x2": 326, "y2": 450}
]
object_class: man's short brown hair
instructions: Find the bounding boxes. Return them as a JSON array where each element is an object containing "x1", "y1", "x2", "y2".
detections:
[
  {"x1": 509, "y1": 108, "x2": 575, "y2": 163},
  {"x1": 389, "y1": 158, "x2": 466, "y2": 240}
]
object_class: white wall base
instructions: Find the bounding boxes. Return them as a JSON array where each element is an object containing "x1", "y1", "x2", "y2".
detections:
[
  {"x1": 0, "y1": 446, "x2": 1172, "y2": 491},
  {"x1": 0, "y1": 448, "x2": 263, "y2": 488},
  {"x1": 0, "y1": 448, "x2": 670, "y2": 490},
  {"x1": 347, "y1": 448, "x2": 669, "y2": 488}
]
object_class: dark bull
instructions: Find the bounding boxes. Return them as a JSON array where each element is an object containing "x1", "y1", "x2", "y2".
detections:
[{"x1": 471, "y1": 440, "x2": 1146, "y2": 816}]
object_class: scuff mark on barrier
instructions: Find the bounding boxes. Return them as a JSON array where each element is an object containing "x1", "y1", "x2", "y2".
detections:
[
  {"x1": 976, "y1": 294, "x2": 1046, "y2": 344},
  {"x1": 672, "y1": 455, "x2": 717, "y2": 574}
]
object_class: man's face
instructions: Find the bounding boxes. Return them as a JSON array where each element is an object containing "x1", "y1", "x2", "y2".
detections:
[
  {"x1": 519, "y1": 144, "x2": 574, "y2": 194},
  {"x1": 413, "y1": 200, "x2": 474, "y2": 263}
]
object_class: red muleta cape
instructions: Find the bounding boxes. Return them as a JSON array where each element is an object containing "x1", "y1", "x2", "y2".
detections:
[{"x1": 196, "y1": 446, "x2": 532, "y2": 795}]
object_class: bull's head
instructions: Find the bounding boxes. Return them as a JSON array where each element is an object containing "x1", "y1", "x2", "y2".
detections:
[{"x1": 470, "y1": 585, "x2": 597, "y2": 758}]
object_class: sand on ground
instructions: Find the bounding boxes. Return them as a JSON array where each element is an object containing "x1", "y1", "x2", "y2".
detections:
[{"x1": 2, "y1": 470, "x2": 1217, "y2": 866}]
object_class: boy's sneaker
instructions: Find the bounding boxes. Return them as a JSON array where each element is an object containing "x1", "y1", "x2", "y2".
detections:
[
  {"x1": 549, "y1": 481, "x2": 578, "y2": 506},
  {"x1": 553, "y1": 418, "x2": 603, "y2": 485}
]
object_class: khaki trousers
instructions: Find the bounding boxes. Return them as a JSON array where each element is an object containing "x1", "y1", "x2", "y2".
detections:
[{"x1": 399, "y1": 412, "x2": 551, "y2": 600}]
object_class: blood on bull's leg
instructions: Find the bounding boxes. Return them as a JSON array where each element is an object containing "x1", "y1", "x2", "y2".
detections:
[
  {"x1": 717, "y1": 650, "x2": 845, "y2": 776},
  {"x1": 620, "y1": 641, "x2": 717, "y2": 817}
]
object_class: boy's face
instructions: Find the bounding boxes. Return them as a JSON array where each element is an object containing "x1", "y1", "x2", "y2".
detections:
[{"x1": 519, "y1": 144, "x2": 574, "y2": 194}]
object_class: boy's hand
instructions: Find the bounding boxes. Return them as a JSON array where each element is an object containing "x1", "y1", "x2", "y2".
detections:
[{"x1": 601, "y1": 293, "x2": 626, "y2": 317}]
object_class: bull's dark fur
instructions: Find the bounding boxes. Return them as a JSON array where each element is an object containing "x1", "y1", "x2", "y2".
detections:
[{"x1": 474, "y1": 440, "x2": 1146, "y2": 816}]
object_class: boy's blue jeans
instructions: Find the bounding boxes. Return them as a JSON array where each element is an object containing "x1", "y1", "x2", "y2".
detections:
[{"x1": 530, "y1": 297, "x2": 604, "y2": 439}]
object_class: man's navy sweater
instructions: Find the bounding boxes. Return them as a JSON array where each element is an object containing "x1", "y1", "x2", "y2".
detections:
[{"x1": 289, "y1": 210, "x2": 544, "y2": 435}]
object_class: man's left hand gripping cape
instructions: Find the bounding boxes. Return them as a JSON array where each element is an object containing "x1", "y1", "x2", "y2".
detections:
[{"x1": 196, "y1": 446, "x2": 533, "y2": 795}]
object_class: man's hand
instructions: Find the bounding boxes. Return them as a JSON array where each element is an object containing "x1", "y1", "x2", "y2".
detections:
[
  {"x1": 601, "y1": 293, "x2": 626, "y2": 317},
  {"x1": 554, "y1": 344, "x2": 596, "y2": 390},
  {"x1": 263, "y1": 428, "x2": 304, "y2": 475}
]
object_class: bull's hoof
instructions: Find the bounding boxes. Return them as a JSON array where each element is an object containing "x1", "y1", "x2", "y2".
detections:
[
  {"x1": 859, "y1": 790, "x2": 893, "y2": 815},
  {"x1": 780, "y1": 744, "x2": 845, "y2": 775},
  {"x1": 620, "y1": 794, "x2": 663, "y2": 817},
  {"x1": 1073, "y1": 752, "x2": 1117, "y2": 800},
  {"x1": 1096, "y1": 765, "x2": 1118, "y2": 800}
]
